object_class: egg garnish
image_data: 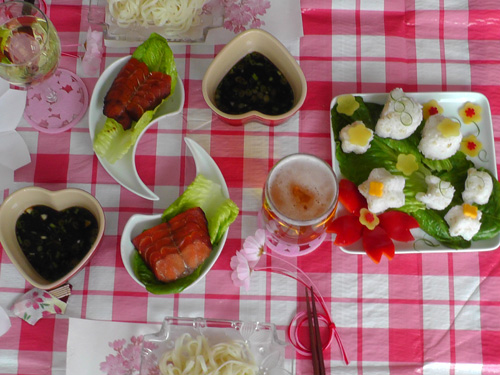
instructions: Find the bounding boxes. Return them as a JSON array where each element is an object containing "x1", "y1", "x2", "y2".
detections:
[
  {"x1": 358, "y1": 168, "x2": 405, "y2": 214},
  {"x1": 339, "y1": 121, "x2": 374, "y2": 154}
]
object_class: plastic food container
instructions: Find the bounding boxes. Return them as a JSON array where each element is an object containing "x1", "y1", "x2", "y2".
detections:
[
  {"x1": 140, "y1": 317, "x2": 292, "y2": 375},
  {"x1": 88, "y1": 0, "x2": 224, "y2": 47}
]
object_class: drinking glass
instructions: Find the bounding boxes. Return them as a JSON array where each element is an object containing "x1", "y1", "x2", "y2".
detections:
[
  {"x1": 0, "y1": 1, "x2": 88, "y2": 133},
  {"x1": 259, "y1": 153, "x2": 339, "y2": 256}
]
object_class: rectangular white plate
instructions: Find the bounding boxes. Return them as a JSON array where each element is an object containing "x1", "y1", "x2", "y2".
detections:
[{"x1": 330, "y1": 92, "x2": 500, "y2": 254}]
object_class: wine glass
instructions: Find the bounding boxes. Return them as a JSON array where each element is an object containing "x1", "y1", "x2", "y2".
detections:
[{"x1": 0, "y1": 1, "x2": 88, "y2": 133}]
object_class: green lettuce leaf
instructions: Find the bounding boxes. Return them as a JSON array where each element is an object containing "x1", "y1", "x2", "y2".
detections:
[
  {"x1": 93, "y1": 33, "x2": 177, "y2": 164},
  {"x1": 411, "y1": 208, "x2": 470, "y2": 249},
  {"x1": 93, "y1": 111, "x2": 155, "y2": 164},
  {"x1": 162, "y1": 174, "x2": 239, "y2": 245},
  {"x1": 331, "y1": 97, "x2": 500, "y2": 249},
  {"x1": 132, "y1": 32, "x2": 177, "y2": 92},
  {"x1": 472, "y1": 170, "x2": 500, "y2": 241},
  {"x1": 134, "y1": 174, "x2": 239, "y2": 294}
]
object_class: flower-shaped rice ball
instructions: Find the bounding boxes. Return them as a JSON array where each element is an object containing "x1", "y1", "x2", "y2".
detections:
[
  {"x1": 339, "y1": 121, "x2": 374, "y2": 154},
  {"x1": 358, "y1": 168, "x2": 405, "y2": 214}
]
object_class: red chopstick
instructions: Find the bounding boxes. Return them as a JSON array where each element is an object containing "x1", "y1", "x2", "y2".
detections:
[{"x1": 305, "y1": 286, "x2": 326, "y2": 375}]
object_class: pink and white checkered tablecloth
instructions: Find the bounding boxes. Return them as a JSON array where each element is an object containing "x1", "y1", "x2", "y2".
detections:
[{"x1": 1, "y1": 0, "x2": 500, "y2": 374}]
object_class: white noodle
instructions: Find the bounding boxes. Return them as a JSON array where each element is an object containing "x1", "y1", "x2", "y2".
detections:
[
  {"x1": 158, "y1": 334, "x2": 259, "y2": 375},
  {"x1": 107, "y1": 0, "x2": 205, "y2": 33}
]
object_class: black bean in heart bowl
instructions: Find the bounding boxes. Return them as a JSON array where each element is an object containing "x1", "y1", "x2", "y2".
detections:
[
  {"x1": 202, "y1": 28, "x2": 307, "y2": 126},
  {"x1": 0, "y1": 187, "x2": 105, "y2": 290}
]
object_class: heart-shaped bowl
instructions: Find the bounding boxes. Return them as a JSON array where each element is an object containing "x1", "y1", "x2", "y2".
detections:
[
  {"x1": 0, "y1": 187, "x2": 106, "y2": 290},
  {"x1": 202, "y1": 29, "x2": 307, "y2": 127}
]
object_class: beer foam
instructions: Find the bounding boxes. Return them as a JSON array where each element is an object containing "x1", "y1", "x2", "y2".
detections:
[{"x1": 268, "y1": 155, "x2": 337, "y2": 222}]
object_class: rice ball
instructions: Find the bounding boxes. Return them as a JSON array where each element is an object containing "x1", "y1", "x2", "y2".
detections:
[
  {"x1": 462, "y1": 168, "x2": 493, "y2": 205},
  {"x1": 444, "y1": 204, "x2": 482, "y2": 241},
  {"x1": 418, "y1": 114, "x2": 462, "y2": 160},
  {"x1": 416, "y1": 175, "x2": 455, "y2": 210},
  {"x1": 339, "y1": 121, "x2": 374, "y2": 154},
  {"x1": 375, "y1": 88, "x2": 423, "y2": 140},
  {"x1": 358, "y1": 168, "x2": 406, "y2": 214}
]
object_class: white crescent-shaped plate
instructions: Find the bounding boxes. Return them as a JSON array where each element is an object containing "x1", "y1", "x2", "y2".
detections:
[
  {"x1": 88, "y1": 56, "x2": 185, "y2": 200},
  {"x1": 120, "y1": 137, "x2": 230, "y2": 293},
  {"x1": 330, "y1": 91, "x2": 500, "y2": 254}
]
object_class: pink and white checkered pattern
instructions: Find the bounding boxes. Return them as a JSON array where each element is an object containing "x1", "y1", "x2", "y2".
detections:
[{"x1": 1, "y1": 0, "x2": 500, "y2": 374}]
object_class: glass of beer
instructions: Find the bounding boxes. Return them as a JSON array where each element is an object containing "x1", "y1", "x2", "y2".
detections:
[{"x1": 259, "y1": 153, "x2": 339, "y2": 257}]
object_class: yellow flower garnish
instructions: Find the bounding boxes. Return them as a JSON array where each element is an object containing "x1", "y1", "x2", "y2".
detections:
[
  {"x1": 337, "y1": 95, "x2": 360, "y2": 116},
  {"x1": 348, "y1": 122, "x2": 372, "y2": 146},
  {"x1": 396, "y1": 154, "x2": 419, "y2": 176},
  {"x1": 459, "y1": 102, "x2": 482, "y2": 124},
  {"x1": 437, "y1": 118, "x2": 461, "y2": 137},
  {"x1": 422, "y1": 99, "x2": 443, "y2": 120},
  {"x1": 460, "y1": 134, "x2": 483, "y2": 157},
  {"x1": 359, "y1": 208, "x2": 379, "y2": 230}
]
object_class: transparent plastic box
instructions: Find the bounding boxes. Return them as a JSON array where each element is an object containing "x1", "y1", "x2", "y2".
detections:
[
  {"x1": 88, "y1": 0, "x2": 224, "y2": 47},
  {"x1": 140, "y1": 317, "x2": 293, "y2": 375}
]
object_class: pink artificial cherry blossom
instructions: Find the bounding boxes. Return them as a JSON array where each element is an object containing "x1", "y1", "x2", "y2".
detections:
[{"x1": 230, "y1": 250, "x2": 253, "y2": 290}]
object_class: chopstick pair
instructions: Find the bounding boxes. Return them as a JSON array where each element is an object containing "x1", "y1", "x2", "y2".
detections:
[
  {"x1": 49, "y1": 283, "x2": 72, "y2": 300},
  {"x1": 305, "y1": 286, "x2": 326, "y2": 375}
]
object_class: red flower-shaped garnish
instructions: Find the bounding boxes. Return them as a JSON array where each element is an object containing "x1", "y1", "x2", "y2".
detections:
[{"x1": 328, "y1": 179, "x2": 420, "y2": 263}]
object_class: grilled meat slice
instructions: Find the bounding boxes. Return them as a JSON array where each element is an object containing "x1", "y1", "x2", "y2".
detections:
[
  {"x1": 103, "y1": 57, "x2": 172, "y2": 130},
  {"x1": 126, "y1": 72, "x2": 172, "y2": 122},
  {"x1": 132, "y1": 207, "x2": 212, "y2": 283},
  {"x1": 103, "y1": 58, "x2": 149, "y2": 130}
]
